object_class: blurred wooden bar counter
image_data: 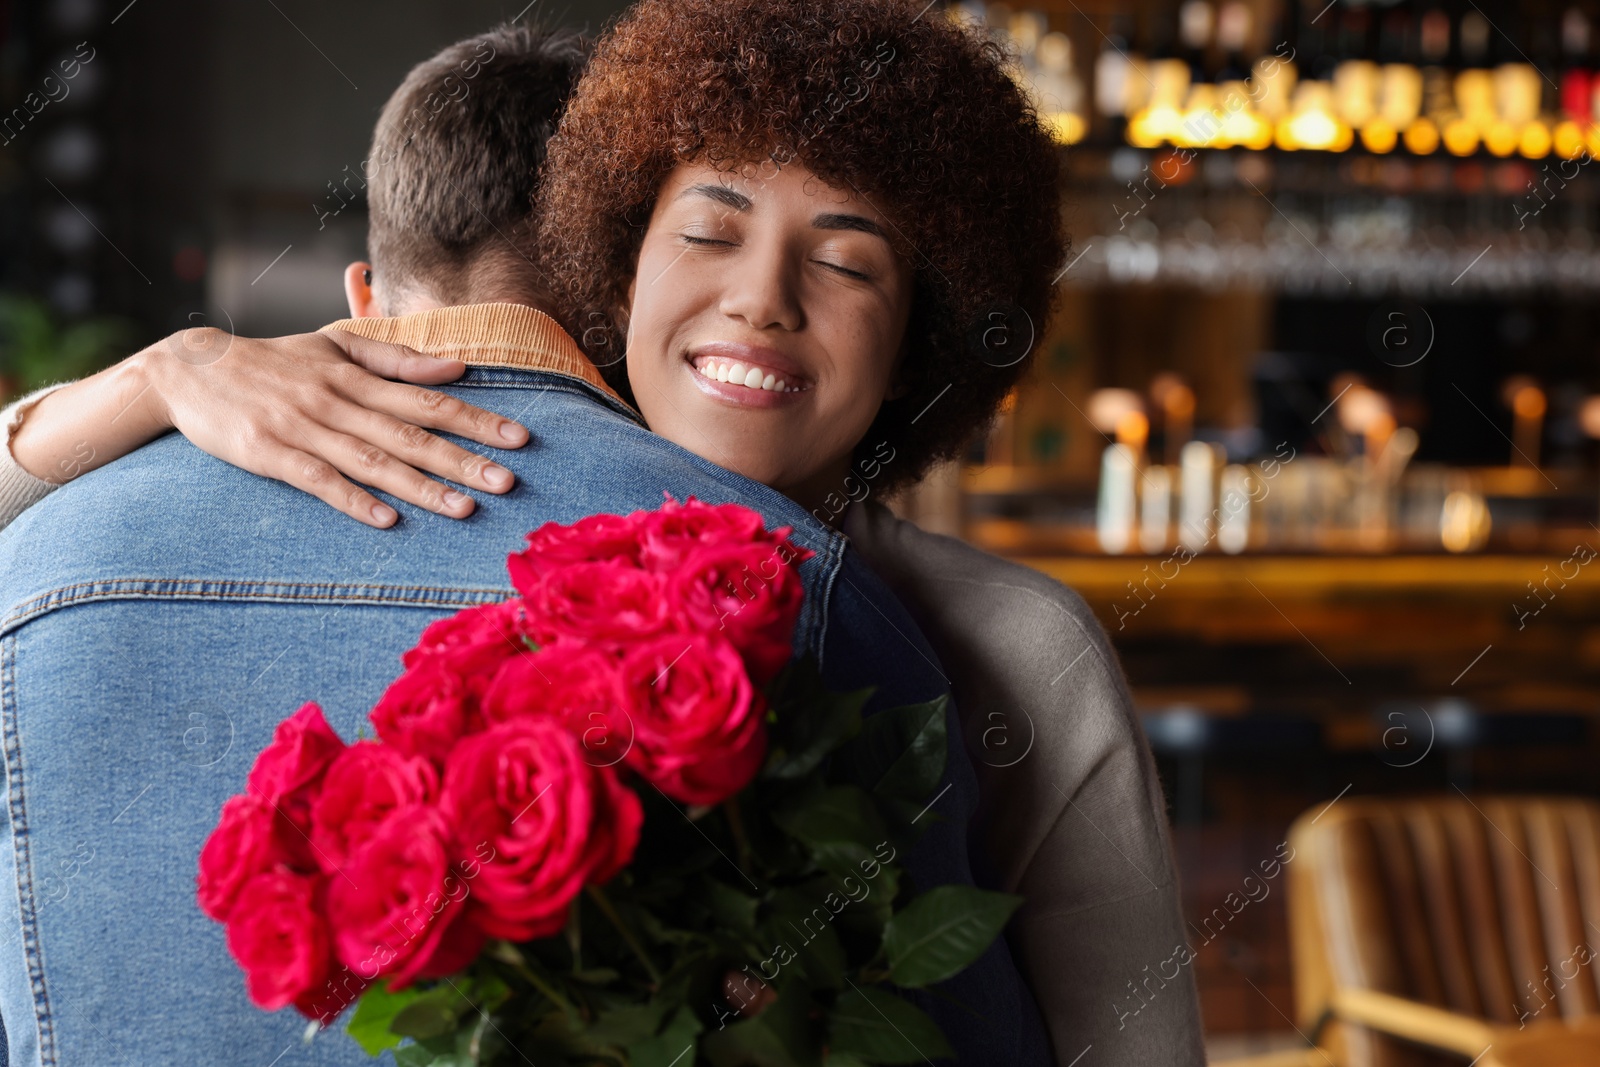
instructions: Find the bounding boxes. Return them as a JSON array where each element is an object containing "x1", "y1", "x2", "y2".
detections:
[{"x1": 1002, "y1": 550, "x2": 1600, "y2": 726}]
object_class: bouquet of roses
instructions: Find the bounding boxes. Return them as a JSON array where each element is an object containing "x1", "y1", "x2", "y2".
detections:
[{"x1": 198, "y1": 498, "x2": 1020, "y2": 1066}]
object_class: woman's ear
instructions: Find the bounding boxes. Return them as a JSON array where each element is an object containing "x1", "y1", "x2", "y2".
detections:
[{"x1": 343, "y1": 261, "x2": 380, "y2": 317}]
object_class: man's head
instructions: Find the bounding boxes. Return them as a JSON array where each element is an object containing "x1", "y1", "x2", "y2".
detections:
[{"x1": 342, "y1": 23, "x2": 588, "y2": 318}]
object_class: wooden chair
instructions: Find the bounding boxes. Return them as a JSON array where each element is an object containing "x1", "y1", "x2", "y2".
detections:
[{"x1": 1282, "y1": 795, "x2": 1600, "y2": 1066}]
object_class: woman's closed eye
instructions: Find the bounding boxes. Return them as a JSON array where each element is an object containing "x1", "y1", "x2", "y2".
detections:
[
  {"x1": 815, "y1": 258, "x2": 871, "y2": 281},
  {"x1": 678, "y1": 232, "x2": 734, "y2": 248}
]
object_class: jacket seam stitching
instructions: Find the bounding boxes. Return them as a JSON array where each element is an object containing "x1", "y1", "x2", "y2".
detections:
[
  {"x1": 3, "y1": 632, "x2": 55, "y2": 1065},
  {"x1": 2, "y1": 580, "x2": 514, "y2": 639}
]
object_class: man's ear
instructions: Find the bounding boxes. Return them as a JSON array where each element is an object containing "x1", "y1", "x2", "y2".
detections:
[{"x1": 343, "y1": 261, "x2": 380, "y2": 317}]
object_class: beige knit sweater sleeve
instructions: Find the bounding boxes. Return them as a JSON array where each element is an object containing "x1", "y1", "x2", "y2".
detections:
[
  {"x1": 0, "y1": 383, "x2": 72, "y2": 534},
  {"x1": 844, "y1": 500, "x2": 1205, "y2": 1067}
]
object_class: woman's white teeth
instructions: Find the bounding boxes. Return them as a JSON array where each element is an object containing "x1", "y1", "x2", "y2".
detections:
[{"x1": 699, "y1": 359, "x2": 793, "y2": 392}]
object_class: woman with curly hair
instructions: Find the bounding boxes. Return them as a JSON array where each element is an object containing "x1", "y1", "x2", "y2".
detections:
[
  {"x1": 535, "y1": 0, "x2": 1064, "y2": 508},
  {"x1": 534, "y1": 7, "x2": 1203, "y2": 1061},
  {"x1": 0, "y1": 5, "x2": 1203, "y2": 1064}
]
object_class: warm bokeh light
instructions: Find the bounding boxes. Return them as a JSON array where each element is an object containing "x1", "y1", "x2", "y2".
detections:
[
  {"x1": 1443, "y1": 117, "x2": 1481, "y2": 156},
  {"x1": 1403, "y1": 117, "x2": 1441, "y2": 154},
  {"x1": 1378, "y1": 64, "x2": 1423, "y2": 128},
  {"x1": 1440, "y1": 490, "x2": 1492, "y2": 553},
  {"x1": 1553, "y1": 120, "x2": 1588, "y2": 159},
  {"x1": 1087, "y1": 388, "x2": 1146, "y2": 436},
  {"x1": 1517, "y1": 120, "x2": 1553, "y2": 159},
  {"x1": 1043, "y1": 111, "x2": 1087, "y2": 145},
  {"x1": 1483, "y1": 120, "x2": 1519, "y2": 157},
  {"x1": 1284, "y1": 83, "x2": 1348, "y2": 151},
  {"x1": 1360, "y1": 120, "x2": 1399, "y2": 153}
]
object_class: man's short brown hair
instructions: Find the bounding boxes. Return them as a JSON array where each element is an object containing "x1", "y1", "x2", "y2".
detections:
[{"x1": 365, "y1": 23, "x2": 587, "y2": 311}]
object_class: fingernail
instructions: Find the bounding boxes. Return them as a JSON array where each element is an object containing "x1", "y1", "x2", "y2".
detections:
[
  {"x1": 499, "y1": 422, "x2": 527, "y2": 444},
  {"x1": 371, "y1": 503, "x2": 397, "y2": 525},
  {"x1": 442, "y1": 489, "x2": 469, "y2": 510},
  {"x1": 483, "y1": 466, "x2": 512, "y2": 490}
]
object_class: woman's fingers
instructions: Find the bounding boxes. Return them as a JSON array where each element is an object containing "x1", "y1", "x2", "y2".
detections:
[
  {"x1": 347, "y1": 402, "x2": 518, "y2": 495},
  {"x1": 265, "y1": 443, "x2": 403, "y2": 529},
  {"x1": 285, "y1": 423, "x2": 482, "y2": 523},
  {"x1": 323, "y1": 329, "x2": 467, "y2": 385},
  {"x1": 322, "y1": 329, "x2": 531, "y2": 448}
]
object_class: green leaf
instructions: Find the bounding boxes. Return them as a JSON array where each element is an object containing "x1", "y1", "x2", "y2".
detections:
[
  {"x1": 392, "y1": 1046, "x2": 443, "y2": 1067},
  {"x1": 346, "y1": 980, "x2": 425, "y2": 1055},
  {"x1": 825, "y1": 1054, "x2": 872, "y2": 1067},
  {"x1": 832, "y1": 864, "x2": 900, "y2": 945},
  {"x1": 773, "y1": 785, "x2": 887, "y2": 875},
  {"x1": 585, "y1": 1000, "x2": 672, "y2": 1047},
  {"x1": 702, "y1": 877, "x2": 761, "y2": 935},
  {"x1": 628, "y1": 1004, "x2": 705, "y2": 1067},
  {"x1": 765, "y1": 659, "x2": 869, "y2": 780},
  {"x1": 832, "y1": 697, "x2": 949, "y2": 805},
  {"x1": 884, "y1": 885, "x2": 1023, "y2": 988},
  {"x1": 702, "y1": 983, "x2": 823, "y2": 1067},
  {"x1": 393, "y1": 1032, "x2": 463, "y2": 1067},
  {"x1": 828, "y1": 986, "x2": 953, "y2": 1064},
  {"x1": 766, "y1": 886, "x2": 848, "y2": 989},
  {"x1": 391, "y1": 985, "x2": 478, "y2": 1042}
]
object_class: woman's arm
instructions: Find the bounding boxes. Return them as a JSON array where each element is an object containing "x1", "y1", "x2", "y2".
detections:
[
  {"x1": 845, "y1": 501, "x2": 1206, "y2": 1067},
  {"x1": 7, "y1": 326, "x2": 531, "y2": 529},
  {"x1": 0, "y1": 383, "x2": 75, "y2": 530}
]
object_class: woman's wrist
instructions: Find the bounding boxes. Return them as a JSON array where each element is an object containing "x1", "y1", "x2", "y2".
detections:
[{"x1": 10, "y1": 346, "x2": 172, "y2": 483}]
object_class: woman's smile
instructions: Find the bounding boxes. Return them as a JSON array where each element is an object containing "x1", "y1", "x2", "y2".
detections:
[{"x1": 687, "y1": 341, "x2": 814, "y2": 406}]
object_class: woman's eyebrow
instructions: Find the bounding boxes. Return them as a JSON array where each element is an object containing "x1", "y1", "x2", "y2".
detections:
[
  {"x1": 678, "y1": 183, "x2": 751, "y2": 211},
  {"x1": 813, "y1": 212, "x2": 887, "y2": 239}
]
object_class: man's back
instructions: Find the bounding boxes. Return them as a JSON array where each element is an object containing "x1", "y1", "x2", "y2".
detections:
[{"x1": 0, "y1": 352, "x2": 1051, "y2": 1064}]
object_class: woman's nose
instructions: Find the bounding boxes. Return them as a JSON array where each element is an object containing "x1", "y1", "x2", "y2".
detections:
[{"x1": 718, "y1": 245, "x2": 803, "y2": 332}]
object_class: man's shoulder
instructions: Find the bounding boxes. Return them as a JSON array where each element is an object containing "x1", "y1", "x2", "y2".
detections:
[{"x1": 0, "y1": 375, "x2": 848, "y2": 642}]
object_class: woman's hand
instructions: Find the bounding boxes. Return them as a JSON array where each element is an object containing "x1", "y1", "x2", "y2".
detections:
[
  {"x1": 10, "y1": 326, "x2": 530, "y2": 529},
  {"x1": 133, "y1": 327, "x2": 531, "y2": 527}
]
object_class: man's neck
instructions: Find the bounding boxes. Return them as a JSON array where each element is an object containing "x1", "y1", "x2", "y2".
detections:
[{"x1": 322, "y1": 302, "x2": 627, "y2": 407}]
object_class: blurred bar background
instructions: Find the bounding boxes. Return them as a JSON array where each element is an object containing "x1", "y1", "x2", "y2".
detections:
[{"x1": 4, "y1": 0, "x2": 1599, "y2": 1058}]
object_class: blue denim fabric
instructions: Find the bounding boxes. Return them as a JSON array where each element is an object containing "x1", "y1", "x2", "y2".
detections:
[{"x1": 0, "y1": 367, "x2": 1051, "y2": 1066}]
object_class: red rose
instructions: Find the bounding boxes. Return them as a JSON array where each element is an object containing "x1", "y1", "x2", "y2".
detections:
[
  {"x1": 294, "y1": 962, "x2": 372, "y2": 1027},
  {"x1": 370, "y1": 640, "x2": 512, "y2": 761},
  {"x1": 634, "y1": 497, "x2": 773, "y2": 571},
  {"x1": 616, "y1": 633, "x2": 767, "y2": 806},
  {"x1": 508, "y1": 513, "x2": 643, "y2": 595},
  {"x1": 666, "y1": 542, "x2": 806, "y2": 684},
  {"x1": 310, "y1": 742, "x2": 439, "y2": 872},
  {"x1": 225, "y1": 870, "x2": 333, "y2": 1013},
  {"x1": 326, "y1": 805, "x2": 483, "y2": 988},
  {"x1": 524, "y1": 560, "x2": 668, "y2": 645},
  {"x1": 479, "y1": 646, "x2": 631, "y2": 766},
  {"x1": 402, "y1": 600, "x2": 532, "y2": 670},
  {"x1": 440, "y1": 719, "x2": 642, "y2": 941},
  {"x1": 246, "y1": 702, "x2": 345, "y2": 830},
  {"x1": 198, "y1": 793, "x2": 309, "y2": 922}
]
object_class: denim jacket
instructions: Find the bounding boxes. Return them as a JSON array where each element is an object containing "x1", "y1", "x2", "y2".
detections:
[{"x1": 0, "y1": 306, "x2": 1051, "y2": 1067}]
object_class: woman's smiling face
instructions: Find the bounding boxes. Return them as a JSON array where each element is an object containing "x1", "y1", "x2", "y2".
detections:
[{"x1": 624, "y1": 162, "x2": 914, "y2": 511}]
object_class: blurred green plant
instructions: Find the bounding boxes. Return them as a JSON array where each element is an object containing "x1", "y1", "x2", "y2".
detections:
[{"x1": 0, "y1": 293, "x2": 136, "y2": 401}]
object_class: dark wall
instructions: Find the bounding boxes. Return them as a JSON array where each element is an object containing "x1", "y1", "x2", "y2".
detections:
[{"x1": 2, "y1": 0, "x2": 629, "y2": 355}]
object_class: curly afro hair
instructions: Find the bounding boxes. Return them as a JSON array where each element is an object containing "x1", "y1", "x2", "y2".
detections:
[{"x1": 536, "y1": 0, "x2": 1066, "y2": 494}]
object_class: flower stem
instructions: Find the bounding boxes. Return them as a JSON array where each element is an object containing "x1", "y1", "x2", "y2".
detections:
[
  {"x1": 723, "y1": 798, "x2": 753, "y2": 872},
  {"x1": 585, "y1": 885, "x2": 663, "y2": 987},
  {"x1": 522, "y1": 964, "x2": 577, "y2": 1017}
]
